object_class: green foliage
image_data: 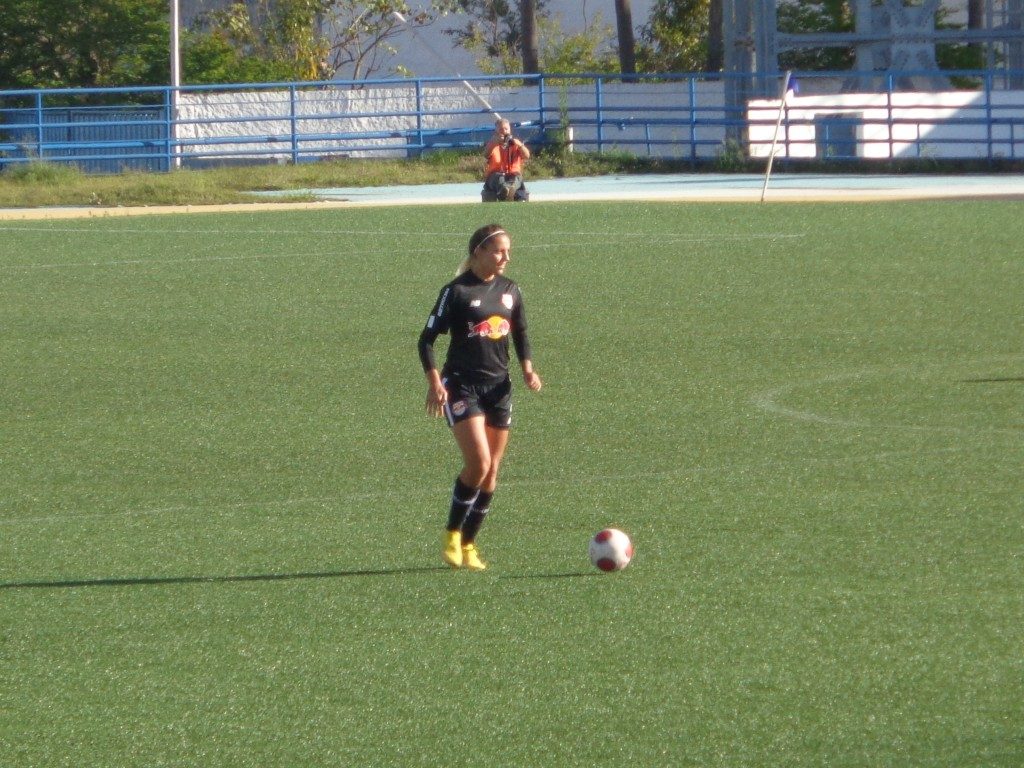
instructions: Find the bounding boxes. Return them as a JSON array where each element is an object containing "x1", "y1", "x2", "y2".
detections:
[
  {"x1": 935, "y1": 7, "x2": 989, "y2": 89},
  {"x1": 182, "y1": 29, "x2": 305, "y2": 85},
  {"x1": 539, "y1": 14, "x2": 619, "y2": 76},
  {"x1": 184, "y1": 0, "x2": 336, "y2": 83},
  {"x1": 777, "y1": 0, "x2": 854, "y2": 71},
  {"x1": 0, "y1": 160, "x2": 84, "y2": 184},
  {"x1": 637, "y1": 0, "x2": 710, "y2": 74},
  {"x1": 446, "y1": 0, "x2": 618, "y2": 76},
  {"x1": 0, "y1": 0, "x2": 169, "y2": 89},
  {"x1": 446, "y1": 0, "x2": 538, "y2": 74},
  {"x1": 0, "y1": 0, "x2": 457, "y2": 89},
  {"x1": 183, "y1": 0, "x2": 460, "y2": 82},
  {"x1": 713, "y1": 137, "x2": 750, "y2": 172},
  {"x1": 937, "y1": 43, "x2": 986, "y2": 88}
]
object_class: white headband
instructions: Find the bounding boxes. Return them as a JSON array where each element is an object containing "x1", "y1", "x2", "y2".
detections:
[{"x1": 475, "y1": 229, "x2": 507, "y2": 251}]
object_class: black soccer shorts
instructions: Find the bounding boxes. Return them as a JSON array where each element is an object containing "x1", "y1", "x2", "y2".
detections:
[{"x1": 442, "y1": 375, "x2": 513, "y2": 429}]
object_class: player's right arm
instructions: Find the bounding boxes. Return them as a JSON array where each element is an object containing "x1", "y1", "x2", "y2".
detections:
[
  {"x1": 423, "y1": 367, "x2": 447, "y2": 417},
  {"x1": 418, "y1": 285, "x2": 453, "y2": 417}
]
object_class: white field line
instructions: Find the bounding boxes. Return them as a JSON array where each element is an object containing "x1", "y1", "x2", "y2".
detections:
[
  {"x1": 0, "y1": 224, "x2": 805, "y2": 239},
  {"x1": 0, "y1": 233, "x2": 804, "y2": 271},
  {"x1": 0, "y1": 444, "x2": 968, "y2": 529},
  {"x1": 0, "y1": 249, "x2": 369, "y2": 271},
  {"x1": 751, "y1": 357, "x2": 1024, "y2": 435}
]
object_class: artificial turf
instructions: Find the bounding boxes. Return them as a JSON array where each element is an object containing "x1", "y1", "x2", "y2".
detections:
[{"x1": 1, "y1": 200, "x2": 1021, "y2": 766}]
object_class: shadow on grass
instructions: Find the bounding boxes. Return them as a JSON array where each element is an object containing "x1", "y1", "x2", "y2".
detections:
[
  {"x1": 961, "y1": 377, "x2": 1024, "y2": 383},
  {"x1": 0, "y1": 565, "x2": 448, "y2": 591}
]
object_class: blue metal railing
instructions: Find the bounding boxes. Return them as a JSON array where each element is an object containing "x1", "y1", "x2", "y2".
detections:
[{"x1": 1, "y1": 71, "x2": 1023, "y2": 173}]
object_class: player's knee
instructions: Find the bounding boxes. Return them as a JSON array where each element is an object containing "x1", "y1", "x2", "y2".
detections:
[
  {"x1": 462, "y1": 457, "x2": 491, "y2": 487},
  {"x1": 482, "y1": 459, "x2": 502, "y2": 487}
]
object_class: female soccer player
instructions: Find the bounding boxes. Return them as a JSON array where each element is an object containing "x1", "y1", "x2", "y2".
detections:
[{"x1": 418, "y1": 224, "x2": 542, "y2": 570}]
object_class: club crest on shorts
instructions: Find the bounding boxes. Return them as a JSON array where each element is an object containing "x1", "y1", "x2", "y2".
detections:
[
  {"x1": 502, "y1": 293, "x2": 514, "y2": 309},
  {"x1": 451, "y1": 400, "x2": 467, "y2": 416}
]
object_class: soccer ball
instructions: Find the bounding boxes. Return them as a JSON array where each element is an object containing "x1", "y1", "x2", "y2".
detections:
[{"x1": 588, "y1": 528, "x2": 633, "y2": 572}]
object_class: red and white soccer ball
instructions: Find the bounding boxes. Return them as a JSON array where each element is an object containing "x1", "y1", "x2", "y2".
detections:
[{"x1": 588, "y1": 528, "x2": 633, "y2": 572}]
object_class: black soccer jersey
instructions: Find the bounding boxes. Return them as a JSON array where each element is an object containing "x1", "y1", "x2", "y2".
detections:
[{"x1": 418, "y1": 270, "x2": 531, "y2": 384}]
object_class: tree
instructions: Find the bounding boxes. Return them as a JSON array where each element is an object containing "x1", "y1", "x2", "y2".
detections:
[
  {"x1": 0, "y1": 0, "x2": 463, "y2": 90},
  {"x1": 520, "y1": 0, "x2": 539, "y2": 73},
  {"x1": 538, "y1": 14, "x2": 618, "y2": 76},
  {"x1": 614, "y1": 0, "x2": 637, "y2": 75},
  {"x1": 445, "y1": 1, "x2": 524, "y2": 74},
  {"x1": 185, "y1": 0, "x2": 459, "y2": 83},
  {"x1": 706, "y1": 0, "x2": 723, "y2": 71},
  {"x1": 636, "y1": 0, "x2": 710, "y2": 73},
  {"x1": 184, "y1": 0, "x2": 329, "y2": 83},
  {"x1": 0, "y1": 0, "x2": 169, "y2": 90},
  {"x1": 447, "y1": 0, "x2": 616, "y2": 75},
  {"x1": 320, "y1": 1, "x2": 461, "y2": 80},
  {"x1": 936, "y1": 0, "x2": 988, "y2": 76},
  {"x1": 776, "y1": 0, "x2": 854, "y2": 72}
]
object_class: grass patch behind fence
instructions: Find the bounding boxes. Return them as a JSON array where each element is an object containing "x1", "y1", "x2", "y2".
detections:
[{"x1": 0, "y1": 200, "x2": 1021, "y2": 767}]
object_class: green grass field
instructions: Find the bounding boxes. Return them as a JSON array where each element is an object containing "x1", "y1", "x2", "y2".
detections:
[{"x1": 1, "y1": 200, "x2": 1021, "y2": 767}]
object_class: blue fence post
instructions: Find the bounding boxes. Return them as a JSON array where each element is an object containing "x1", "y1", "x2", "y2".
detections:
[
  {"x1": 783, "y1": 77, "x2": 791, "y2": 160},
  {"x1": 688, "y1": 75, "x2": 697, "y2": 162},
  {"x1": 35, "y1": 91, "x2": 44, "y2": 162},
  {"x1": 163, "y1": 86, "x2": 173, "y2": 172},
  {"x1": 537, "y1": 74, "x2": 546, "y2": 135},
  {"x1": 290, "y1": 84, "x2": 300, "y2": 164},
  {"x1": 595, "y1": 76, "x2": 604, "y2": 153},
  {"x1": 886, "y1": 73, "x2": 895, "y2": 160},
  {"x1": 415, "y1": 79, "x2": 424, "y2": 156},
  {"x1": 985, "y1": 70, "x2": 994, "y2": 162}
]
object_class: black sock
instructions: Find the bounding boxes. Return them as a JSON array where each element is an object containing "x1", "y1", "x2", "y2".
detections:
[
  {"x1": 446, "y1": 477, "x2": 479, "y2": 532},
  {"x1": 461, "y1": 490, "x2": 493, "y2": 544}
]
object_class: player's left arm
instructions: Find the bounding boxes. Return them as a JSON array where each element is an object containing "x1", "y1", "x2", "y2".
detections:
[
  {"x1": 511, "y1": 286, "x2": 541, "y2": 391},
  {"x1": 521, "y1": 360, "x2": 542, "y2": 391}
]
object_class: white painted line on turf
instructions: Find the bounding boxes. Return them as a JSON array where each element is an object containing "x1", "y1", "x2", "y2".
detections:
[
  {"x1": 0, "y1": 444, "x2": 974, "y2": 528},
  {"x1": 0, "y1": 224, "x2": 806, "y2": 241},
  {"x1": 0, "y1": 225, "x2": 456, "y2": 235},
  {"x1": 0, "y1": 250, "x2": 390, "y2": 271},
  {"x1": 751, "y1": 356, "x2": 1024, "y2": 435},
  {"x1": 0, "y1": 233, "x2": 805, "y2": 271}
]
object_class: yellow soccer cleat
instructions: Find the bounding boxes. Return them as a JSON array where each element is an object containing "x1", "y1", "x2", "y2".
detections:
[
  {"x1": 443, "y1": 530, "x2": 463, "y2": 569},
  {"x1": 461, "y1": 543, "x2": 487, "y2": 572}
]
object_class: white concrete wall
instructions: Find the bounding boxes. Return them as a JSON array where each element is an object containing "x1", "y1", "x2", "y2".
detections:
[
  {"x1": 178, "y1": 85, "x2": 489, "y2": 159},
  {"x1": 176, "y1": 81, "x2": 729, "y2": 161},
  {"x1": 178, "y1": 81, "x2": 1023, "y2": 163},
  {"x1": 748, "y1": 90, "x2": 1024, "y2": 160}
]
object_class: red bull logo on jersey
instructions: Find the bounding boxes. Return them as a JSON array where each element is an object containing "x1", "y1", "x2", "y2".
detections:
[{"x1": 468, "y1": 315, "x2": 511, "y2": 341}]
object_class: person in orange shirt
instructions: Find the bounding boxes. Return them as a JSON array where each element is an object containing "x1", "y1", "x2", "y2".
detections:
[{"x1": 482, "y1": 119, "x2": 531, "y2": 202}]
